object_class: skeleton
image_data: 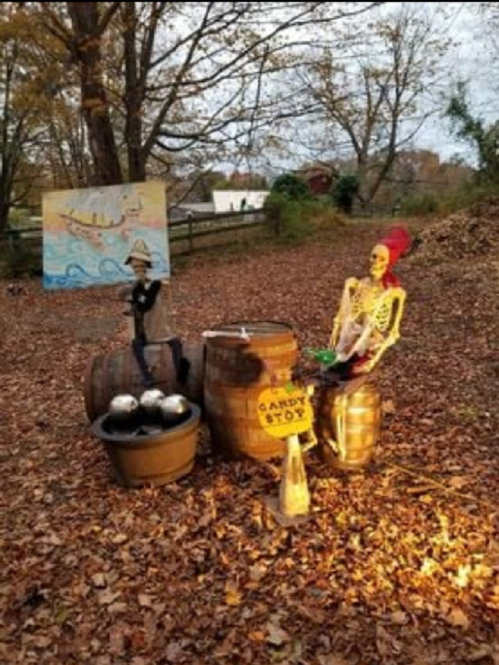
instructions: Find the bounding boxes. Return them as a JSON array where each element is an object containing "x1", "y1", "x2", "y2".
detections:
[
  {"x1": 329, "y1": 242, "x2": 407, "y2": 375},
  {"x1": 305, "y1": 228, "x2": 410, "y2": 464}
]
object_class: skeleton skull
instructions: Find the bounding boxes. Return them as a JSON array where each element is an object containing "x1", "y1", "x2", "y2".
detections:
[
  {"x1": 370, "y1": 244, "x2": 390, "y2": 280},
  {"x1": 130, "y1": 258, "x2": 148, "y2": 281}
]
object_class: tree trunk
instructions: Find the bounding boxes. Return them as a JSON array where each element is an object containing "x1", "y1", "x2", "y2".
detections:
[
  {"x1": 67, "y1": 3, "x2": 122, "y2": 186},
  {"x1": 0, "y1": 151, "x2": 15, "y2": 234},
  {"x1": 123, "y1": 2, "x2": 145, "y2": 182},
  {"x1": 0, "y1": 199, "x2": 11, "y2": 235},
  {"x1": 355, "y1": 152, "x2": 370, "y2": 210}
]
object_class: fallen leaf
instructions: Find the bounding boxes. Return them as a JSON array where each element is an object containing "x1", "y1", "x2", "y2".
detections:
[
  {"x1": 91, "y1": 573, "x2": 107, "y2": 589},
  {"x1": 249, "y1": 563, "x2": 267, "y2": 581},
  {"x1": 42, "y1": 532, "x2": 62, "y2": 546},
  {"x1": 129, "y1": 631, "x2": 146, "y2": 650},
  {"x1": 98, "y1": 589, "x2": 120, "y2": 606},
  {"x1": 448, "y1": 476, "x2": 469, "y2": 489},
  {"x1": 165, "y1": 640, "x2": 185, "y2": 662},
  {"x1": 468, "y1": 645, "x2": 491, "y2": 661},
  {"x1": 390, "y1": 610, "x2": 408, "y2": 625},
  {"x1": 107, "y1": 601, "x2": 128, "y2": 614},
  {"x1": 266, "y1": 622, "x2": 289, "y2": 646},
  {"x1": 111, "y1": 533, "x2": 128, "y2": 545},
  {"x1": 382, "y1": 399, "x2": 396, "y2": 415},
  {"x1": 224, "y1": 582, "x2": 242, "y2": 606},
  {"x1": 447, "y1": 607, "x2": 470, "y2": 629},
  {"x1": 318, "y1": 656, "x2": 354, "y2": 665},
  {"x1": 138, "y1": 593, "x2": 154, "y2": 608},
  {"x1": 109, "y1": 624, "x2": 126, "y2": 655}
]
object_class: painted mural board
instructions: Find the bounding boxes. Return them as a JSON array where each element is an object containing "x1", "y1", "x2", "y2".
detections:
[{"x1": 42, "y1": 181, "x2": 169, "y2": 289}]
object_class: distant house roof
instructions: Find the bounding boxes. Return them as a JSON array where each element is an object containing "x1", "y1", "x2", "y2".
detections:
[
  {"x1": 212, "y1": 190, "x2": 269, "y2": 214},
  {"x1": 294, "y1": 164, "x2": 337, "y2": 196},
  {"x1": 295, "y1": 163, "x2": 338, "y2": 177}
]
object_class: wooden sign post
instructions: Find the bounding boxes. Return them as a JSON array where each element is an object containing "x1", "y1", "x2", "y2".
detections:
[{"x1": 257, "y1": 385, "x2": 314, "y2": 518}]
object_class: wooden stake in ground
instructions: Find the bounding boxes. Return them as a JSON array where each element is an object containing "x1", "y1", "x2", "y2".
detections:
[{"x1": 279, "y1": 434, "x2": 310, "y2": 517}]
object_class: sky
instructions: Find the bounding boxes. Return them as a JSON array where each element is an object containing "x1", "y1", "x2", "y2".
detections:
[
  {"x1": 408, "y1": 2, "x2": 498, "y2": 164},
  {"x1": 264, "y1": 3, "x2": 498, "y2": 176},
  {"x1": 209, "y1": 3, "x2": 498, "y2": 178}
]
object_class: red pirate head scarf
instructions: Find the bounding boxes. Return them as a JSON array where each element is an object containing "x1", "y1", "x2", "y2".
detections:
[{"x1": 375, "y1": 225, "x2": 411, "y2": 288}]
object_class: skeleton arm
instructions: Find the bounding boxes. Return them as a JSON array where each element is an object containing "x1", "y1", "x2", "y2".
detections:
[
  {"x1": 354, "y1": 286, "x2": 407, "y2": 374},
  {"x1": 329, "y1": 277, "x2": 360, "y2": 349},
  {"x1": 299, "y1": 384, "x2": 318, "y2": 452},
  {"x1": 344, "y1": 319, "x2": 375, "y2": 361}
]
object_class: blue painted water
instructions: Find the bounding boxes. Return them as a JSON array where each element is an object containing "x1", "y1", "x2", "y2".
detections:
[{"x1": 43, "y1": 228, "x2": 170, "y2": 290}]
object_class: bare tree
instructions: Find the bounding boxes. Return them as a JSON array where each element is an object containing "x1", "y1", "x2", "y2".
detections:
[
  {"x1": 39, "y1": 2, "x2": 123, "y2": 185},
  {"x1": 38, "y1": 2, "x2": 383, "y2": 186},
  {"x1": 295, "y1": 4, "x2": 451, "y2": 208},
  {"x1": 44, "y1": 95, "x2": 92, "y2": 189}
]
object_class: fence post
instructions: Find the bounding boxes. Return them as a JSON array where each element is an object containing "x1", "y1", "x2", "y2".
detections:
[
  {"x1": 188, "y1": 213, "x2": 194, "y2": 253},
  {"x1": 8, "y1": 229, "x2": 21, "y2": 254}
]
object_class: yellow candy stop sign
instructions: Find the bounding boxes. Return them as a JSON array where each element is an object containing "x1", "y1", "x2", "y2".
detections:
[{"x1": 257, "y1": 385, "x2": 313, "y2": 439}]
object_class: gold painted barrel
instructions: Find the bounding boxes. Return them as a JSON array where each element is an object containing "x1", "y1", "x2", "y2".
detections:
[
  {"x1": 316, "y1": 382, "x2": 381, "y2": 470},
  {"x1": 204, "y1": 321, "x2": 299, "y2": 460}
]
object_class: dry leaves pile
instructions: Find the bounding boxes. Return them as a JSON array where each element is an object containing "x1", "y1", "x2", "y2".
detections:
[
  {"x1": 411, "y1": 197, "x2": 499, "y2": 262},
  {"x1": 1, "y1": 218, "x2": 498, "y2": 664}
]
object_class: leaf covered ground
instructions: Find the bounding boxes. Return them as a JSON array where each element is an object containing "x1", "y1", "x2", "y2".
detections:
[{"x1": 1, "y1": 215, "x2": 498, "y2": 664}]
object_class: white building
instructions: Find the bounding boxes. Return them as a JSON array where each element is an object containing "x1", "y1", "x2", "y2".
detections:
[{"x1": 212, "y1": 190, "x2": 269, "y2": 214}]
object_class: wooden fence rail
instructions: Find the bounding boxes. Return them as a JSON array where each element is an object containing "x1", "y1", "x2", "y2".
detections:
[
  {"x1": 169, "y1": 208, "x2": 267, "y2": 253},
  {"x1": 1, "y1": 208, "x2": 269, "y2": 258}
]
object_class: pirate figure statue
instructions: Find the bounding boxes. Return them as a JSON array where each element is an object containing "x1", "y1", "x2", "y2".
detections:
[
  {"x1": 120, "y1": 239, "x2": 189, "y2": 388},
  {"x1": 328, "y1": 225, "x2": 411, "y2": 379}
]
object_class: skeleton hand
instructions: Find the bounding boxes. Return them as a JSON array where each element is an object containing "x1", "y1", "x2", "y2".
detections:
[
  {"x1": 352, "y1": 359, "x2": 374, "y2": 375},
  {"x1": 329, "y1": 317, "x2": 340, "y2": 348},
  {"x1": 301, "y1": 430, "x2": 318, "y2": 453}
]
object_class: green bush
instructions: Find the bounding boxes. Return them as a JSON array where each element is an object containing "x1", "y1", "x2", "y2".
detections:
[
  {"x1": 300, "y1": 198, "x2": 329, "y2": 215},
  {"x1": 0, "y1": 244, "x2": 42, "y2": 278},
  {"x1": 437, "y1": 182, "x2": 499, "y2": 216},
  {"x1": 264, "y1": 188, "x2": 346, "y2": 243},
  {"x1": 271, "y1": 173, "x2": 311, "y2": 201},
  {"x1": 399, "y1": 181, "x2": 499, "y2": 218},
  {"x1": 307, "y1": 206, "x2": 346, "y2": 231},
  {"x1": 7, "y1": 208, "x2": 32, "y2": 229},
  {"x1": 331, "y1": 174, "x2": 359, "y2": 215},
  {"x1": 399, "y1": 192, "x2": 439, "y2": 217},
  {"x1": 263, "y1": 191, "x2": 311, "y2": 242}
]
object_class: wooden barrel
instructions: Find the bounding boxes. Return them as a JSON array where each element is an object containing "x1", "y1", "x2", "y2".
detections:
[
  {"x1": 84, "y1": 341, "x2": 205, "y2": 422},
  {"x1": 316, "y1": 382, "x2": 381, "y2": 470},
  {"x1": 204, "y1": 321, "x2": 299, "y2": 460},
  {"x1": 91, "y1": 403, "x2": 201, "y2": 488}
]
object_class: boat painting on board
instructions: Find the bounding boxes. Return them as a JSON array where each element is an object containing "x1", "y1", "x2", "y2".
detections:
[
  {"x1": 60, "y1": 190, "x2": 143, "y2": 251},
  {"x1": 42, "y1": 182, "x2": 169, "y2": 289}
]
